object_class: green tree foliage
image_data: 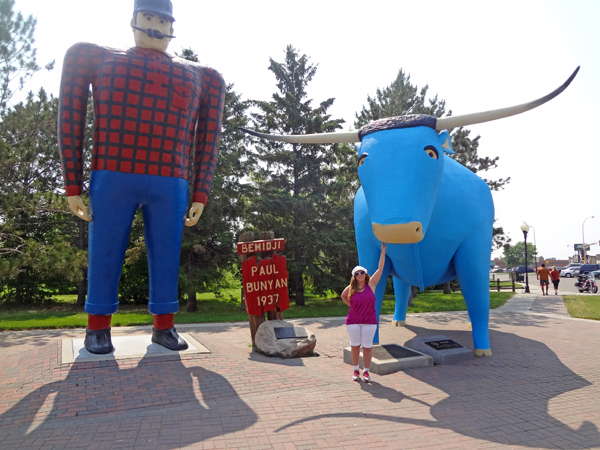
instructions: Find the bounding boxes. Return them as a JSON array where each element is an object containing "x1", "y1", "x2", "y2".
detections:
[
  {"x1": 248, "y1": 45, "x2": 354, "y2": 305},
  {"x1": 0, "y1": 1, "x2": 79, "y2": 305},
  {"x1": 118, "y1": 214, "x2": 150, "y2": 304},
  {"x1": 0, "y1": 0, "x2": 54, "y2": 113},
  {"x1": 175, "y1": 48, "x2": 253, "y2": 311},
  {"x1": 0, "y1": 89, "x2": 84, "y2": 304},
  {"x1": 179, "y1": 80, "x2": 252, "y2": 311},
  {"x1": 354, "y1": 69, "x2": 510, "y2": 249},
  {"x1": 503, "y1": 241, "x2": 536, "y2": 268},
  {"x1": 492, "y1": 224, "x2": 511, "y2": 251}
]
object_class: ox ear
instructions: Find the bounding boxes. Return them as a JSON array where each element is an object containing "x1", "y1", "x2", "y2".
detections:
[
  {"x1": 437, "y1": 130, "x2": 454, "y2": 155},
  {"x1": 354, "y1": 143, "x2": 361, "y2": 152}
]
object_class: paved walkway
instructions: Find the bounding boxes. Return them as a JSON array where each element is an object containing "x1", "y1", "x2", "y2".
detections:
[{"x1": 1, "y1": 294, "x2": 600, "y2": 449}]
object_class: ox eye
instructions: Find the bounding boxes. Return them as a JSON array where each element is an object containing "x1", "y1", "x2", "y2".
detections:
[
  {"x1": 424, "y1": 145, "x2": 439, "y2": 159},
  {"x1": 357, "y1": 153, "x2": 368, "y2": 167}
]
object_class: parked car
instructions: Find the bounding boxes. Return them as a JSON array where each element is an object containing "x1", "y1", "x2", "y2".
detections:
[
  {"x1": 577, "y1": 264, "x2": 600, "y2": 275},
  {"x1": 561, "y1": 267, "x2": 580, "y2": 278},
  {"x1": 557, "y1": 263, "x2": 583, "y2": 275},
  {"x1": 491, "y1": 267, "x2": 503, "y2": 273},
  {"x1": 513, "y1": 266, "x2": 534, "y2": 273}
]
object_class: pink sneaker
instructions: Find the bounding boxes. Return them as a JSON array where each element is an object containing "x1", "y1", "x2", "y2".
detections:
[
  {"x1": 363, "y1": 371, "x2": 371, "y2": 383},
  {"x1": 352, "y1": 370, "x2": 360, "y2": 381}
]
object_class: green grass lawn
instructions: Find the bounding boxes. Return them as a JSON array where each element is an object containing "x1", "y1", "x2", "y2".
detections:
[
  {"x1": 562, "y1": 295, "x2": 600, "y2": 320},
  {"x1": 0, "y1": 291, "x2": 514, "y2": 331}
]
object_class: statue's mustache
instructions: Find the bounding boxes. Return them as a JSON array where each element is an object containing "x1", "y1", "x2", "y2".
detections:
[{"x1": 132, "y1": 26, "x2": 175, "y2": 40}]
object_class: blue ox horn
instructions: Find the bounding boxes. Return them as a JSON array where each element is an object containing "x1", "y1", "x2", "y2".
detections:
[{"x1": 240, "y1": 67, "x2": 580, "y2": 144}]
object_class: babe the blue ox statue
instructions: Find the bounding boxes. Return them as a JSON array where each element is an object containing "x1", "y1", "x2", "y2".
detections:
[{"x1": 241, "y1": 68, "x2": 579, "y2": 356}]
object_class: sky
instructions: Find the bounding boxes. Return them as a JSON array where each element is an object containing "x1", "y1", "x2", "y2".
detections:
[{"x1": 12, "y1": 0, "x2": 600, "y2": 261}]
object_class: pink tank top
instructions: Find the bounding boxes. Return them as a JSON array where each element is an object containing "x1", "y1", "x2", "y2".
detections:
[{"x1": 345, "y1": 285, "x2": 377, "y2": 325}]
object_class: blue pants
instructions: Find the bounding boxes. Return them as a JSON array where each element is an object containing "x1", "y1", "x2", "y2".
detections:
[{"x1": 84, "y1": 171, "x2": 188, "y2": 316}]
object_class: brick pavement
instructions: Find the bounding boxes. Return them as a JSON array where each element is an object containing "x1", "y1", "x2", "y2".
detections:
[{"x1": 1, "y1": 296, "x2": 600, "y2": 449}]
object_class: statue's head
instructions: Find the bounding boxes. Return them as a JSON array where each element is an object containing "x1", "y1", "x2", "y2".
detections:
[{"x1": 131, "y1": 0, "x2": 175, "y2": 52}]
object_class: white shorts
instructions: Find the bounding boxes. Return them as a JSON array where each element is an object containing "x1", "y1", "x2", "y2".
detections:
[{"x1": 346, "y1": 324, "x2": 377, "y2": 348}]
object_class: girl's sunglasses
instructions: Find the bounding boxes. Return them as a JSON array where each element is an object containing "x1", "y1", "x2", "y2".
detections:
[{"x1": 355, "y1": 271, "x2": 366, "y2": 276}]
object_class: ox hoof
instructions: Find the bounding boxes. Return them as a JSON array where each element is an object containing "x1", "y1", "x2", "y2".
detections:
[
  {"x1": 391, "y1": 320, "x2": 406, "y2": 327},
  {"x1": 473, "y1": 349, "x2": 492, "y2": 357}
]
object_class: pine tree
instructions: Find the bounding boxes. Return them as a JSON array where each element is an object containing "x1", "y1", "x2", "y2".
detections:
[
  {"x1": 176, "y1": 48, "x2": 252, "y2": 312},
  {"x1": 0, "y1": 89, "x2": 84, "y2": 304},
  {"x1": 248, "y1": 45, "x2": 351, "y2": 305},
  {"x1": 0, "y1": 0, "x2": 54, "y2": 113}
]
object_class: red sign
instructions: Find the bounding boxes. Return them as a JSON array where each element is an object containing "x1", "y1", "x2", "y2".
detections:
[
  {"x1": 237, "y1": 238, "x2": 285, "y2": 256},
  {"x1": 240, "y1": 243, "x2": 289, "y2": 316},
  {"x1": 272, "y1": 254, "x2": 289, "y2": 310},
  {"x1": 258, "y1": 258, "x2": 276, "y2": 312},
  {"x1": 242, "y1": 256, "x2": 261, "y2": 315}
]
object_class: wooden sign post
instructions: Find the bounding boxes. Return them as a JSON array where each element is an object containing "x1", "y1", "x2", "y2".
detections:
[{"x1": 238, "y1": 231, "x2": 290, "y2": 345}]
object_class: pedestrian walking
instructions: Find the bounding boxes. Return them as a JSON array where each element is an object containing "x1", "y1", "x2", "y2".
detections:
[
  {"x1": 341, "y1": 243, "x2": 387, "y2": 383},
  {"x1": 537, "y1": 263, "x2": 551, "y2": 296},
  {"x1": 550, "y1": 266, "x2": 561, "y2": 295}
]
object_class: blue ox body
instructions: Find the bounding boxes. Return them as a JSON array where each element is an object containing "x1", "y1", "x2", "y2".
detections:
[
  {"x1": 240, "y1": 67, "x2": 579, "y2": 357},
  {"x1": 354, "y1": 115, "x2": 493, "y2": 354}
]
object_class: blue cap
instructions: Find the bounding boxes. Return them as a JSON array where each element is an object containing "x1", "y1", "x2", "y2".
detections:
[{"x1": 134, "y1": 0, "x2": 175, "y2": 22}]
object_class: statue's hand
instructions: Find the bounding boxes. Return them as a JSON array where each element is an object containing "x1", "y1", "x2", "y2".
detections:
[
  {"x1": 67, "y1": 196, "x2": 92, "y2": 221},
  {"x1": 185, "y1": 202, "x2": 204, "y2": 227}
]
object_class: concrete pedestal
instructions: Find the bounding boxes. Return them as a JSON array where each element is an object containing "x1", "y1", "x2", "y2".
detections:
[
  {"x1": 62, "y1": 333, "x2": 210, "y2": 363},
  {"x1": 408, "y1": 334, "x2": 473, "y2": 365}
]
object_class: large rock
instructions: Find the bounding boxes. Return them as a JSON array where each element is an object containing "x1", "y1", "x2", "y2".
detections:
[{"x1": 255, "y1": 320, "x2": 316, "y2": 358}]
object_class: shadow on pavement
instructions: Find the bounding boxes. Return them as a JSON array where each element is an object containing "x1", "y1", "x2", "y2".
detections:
[
  {"x1": 417, "y1": 310, "x2": 563, "y2": 329},
  {"x1": 248, "y1": 351, "x2": 305, "y2": 366},
  {"x1": 358, "y1": 380, "x2": 432, "y2": 408},
  {"x1": 276, "y1": 325, "x2": 600, "y2": 449},
  {"x1": 0, "y1": 352, "x2": 257, "y2": 448}
]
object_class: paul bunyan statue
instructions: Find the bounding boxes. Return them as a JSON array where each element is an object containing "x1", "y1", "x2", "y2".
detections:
[{"x1": 58, "y1": 0, "x2": 225, "y2": 354}]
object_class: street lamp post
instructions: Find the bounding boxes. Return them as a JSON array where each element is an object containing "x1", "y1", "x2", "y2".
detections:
[
  {"x1": 530, "y1": 225, "x2": 537, "y2": 271},
  {"x1": 521, "y1": 221, "x2": 531, "y2": 294},
  {"x1": 582, "y1": 216, "x2": 594, "y2": 264}
]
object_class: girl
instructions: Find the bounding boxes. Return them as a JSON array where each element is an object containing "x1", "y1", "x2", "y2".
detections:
[
  {"x1": 341, "y1": 243, "x2": 387, "y2": 382},
  {"x1": 550, "y1": 266, "x2": 560, "y2": 295}
]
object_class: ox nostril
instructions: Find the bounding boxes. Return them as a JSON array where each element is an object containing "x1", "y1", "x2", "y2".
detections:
[{"x1": 416, "y1": 227, "x2": 421, "y2": 232}]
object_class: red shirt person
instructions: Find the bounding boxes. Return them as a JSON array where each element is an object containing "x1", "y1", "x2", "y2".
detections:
[
  {"x1": 57, "y1": 0, "x2": 225, "y2": 354},
  {"x1": 550, "y1": 266, "x2": 561, "y2": 295}
]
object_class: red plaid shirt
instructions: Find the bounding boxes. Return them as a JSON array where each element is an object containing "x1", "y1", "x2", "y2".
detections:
[{"x1": 58, "y1": 42, "x2": 225, "y2": 205}]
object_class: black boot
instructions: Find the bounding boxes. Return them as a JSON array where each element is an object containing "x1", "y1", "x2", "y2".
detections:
[
  {"x1": 84, "y1": 328, "x2": 115, "y2": 354},
  {"x1": 152, "y1": 327, "x2": 189, "y2": 351}
]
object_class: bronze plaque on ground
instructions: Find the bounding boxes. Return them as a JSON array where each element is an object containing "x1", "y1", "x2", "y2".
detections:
[
  {"x1": 274, "y1": 327, "x2": 308, "y2": 339},
  {"x1": 372, "y1": 344, "x2": 424, "y2": 360},
  {"x1": 425, "y1": 339, "x2": 464, "y2": 351}
]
